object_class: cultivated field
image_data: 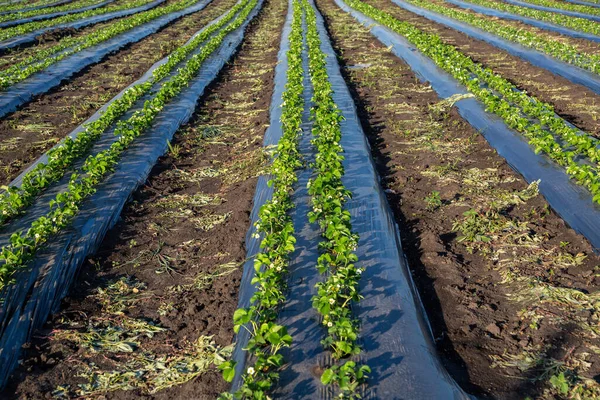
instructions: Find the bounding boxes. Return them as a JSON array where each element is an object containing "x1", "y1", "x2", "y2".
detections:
[{"x1": 0, "y1": 0, "x2": 599, "y2": 398}]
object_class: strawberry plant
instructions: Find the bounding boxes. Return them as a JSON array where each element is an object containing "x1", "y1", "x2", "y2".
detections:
[
  {"x1": 344, "y1": 0, "x2": 600, "y2": 206},
  {"x1": 0, "y1": 0, "x2": 248, "y2": 225},
  {"x1": 457, "y1": 0, "x2": 600, "y2": 36},
  {"x1": 0, "y1": 0, "x2": 201, "y2": 90},
  {"x1": 0, "y1": 0, "x2": 260, "y2": 290},
  {"x1": 303, "y1": 0, "x2": 370, "y2": 396},
  {"x1": 403, "y1": 0, "x2": 600, "y2": 75},
  {"x1": 219, "y1": 0, "x2": 304, "y2": 397},
  {"x1": 0, "y1": 0, "x2": 156, "y2": 41}
]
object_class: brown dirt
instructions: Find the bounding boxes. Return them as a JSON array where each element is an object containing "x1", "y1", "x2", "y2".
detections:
[
  {"x1": 366, "y1": 0, "x2": 600, "y2": 138},
  {"x1": 432, "y1": 0, "x2": 600, "y2": 57},
  {"x1": 0, "y1": 0, "x2": 182, "y2": 66},
  {"x1": 0, "y1": 0, "x2": 235, "y2": 187},
  {"x1": 0, "y1": 0, "x2": 286, "y2": 397},
  {"x1": 318, "y1": 0, "x2": 600, "y2": 398}
]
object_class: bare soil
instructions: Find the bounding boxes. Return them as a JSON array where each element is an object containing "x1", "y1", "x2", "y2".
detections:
[
  {"x1": 318, "y1": 0, "x2": 600, "y2": 398},
  {"x1": 368, "y1": 0, "x2": 600, "y2": 138},
  {"x1": 0, "y1": 0, "x2": 234, "y2": 186},
  {"x1": 0, "y1": 0, "x2": 287, "y2": 397}
]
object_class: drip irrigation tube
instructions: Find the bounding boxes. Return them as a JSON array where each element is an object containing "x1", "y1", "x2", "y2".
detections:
[
  {"x1": 0, "y1": 0, "x2": 164, "y2": 51},
  {"x1": 0, "y1": 0, "x2": 263, "y2": 389},
  {"x1": 231, "y1": 0, "x2": 473, "y2": 397},
  {"x1": 0, "y1": 0, "x2": 113, "y2": 29},
  {"x1": 447, "y1": 0, "x2": 600, "y2": 42},
  {"x1": 336, "y1": 0, "x2": 600, "y2": 250},
  {"x1": 0, "y1": 0, "x2": 73, "y2": 16},
  {"x1": 503, "y1": 0, "x2": 600, "y2": 21},
  {"x1": 389, "y1": 0, "x2": 600, "y2": 96},
  {"x1": 0, "y1": 0, "x2": 203, "y2": 119}
]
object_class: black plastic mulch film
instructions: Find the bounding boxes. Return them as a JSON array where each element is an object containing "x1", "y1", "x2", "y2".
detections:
[
  {"x1": 0, "y1": 0, "x2": 202, "y2": 119},
  {"x1": 503, "y1": 0, "x2": 600, "y2": 22},
  {"x1": 0, "y1": 0, "x2": 263, "y2": 388},
  {"x1": 446, "y1": 0, "x2": 600, "y2": 42},
  {"x1": 564, "y1": 0, "x2": 600, "y2": 8},
  {"x1": 0, "y1": 0, "x2": 73, "y2": 16},
  {"x1": 389, "y1": 0, "x2": 600, "y2": 95},
  {"x1": 230, "y1": 0, "x2": 472, "y2": 398},
  {"x1": 336, "y1": 0, "x2": 600, "y2": 246},
  {"x1": 0, "y1": 0, "x2": 164, "y2": 50},
  {"x1": 0, "y1": 0, "x2": 114, "y2": 29}
]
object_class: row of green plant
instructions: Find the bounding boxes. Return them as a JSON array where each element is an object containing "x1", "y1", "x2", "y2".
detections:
[
  {"x1": 0, "y1": 0, "x2": 200, "y2": 90},
  {"x1": 0, "y1": 0, "x2": 65, "y2": 14},
  {"x1": 0, "y1": 0, "x2": 259, "y2": 290},
  {"x1": 457, "y1": 0, "x2": 600, "y2": 36},
  {"x1": 303, "y1": 0, "x2": 370, "y2": 396},
  {"x1": 0, "y1": 0, "x2": 107, "y2": 24},
  {"x1": 217, "y1": 0, "x2": 303, "y2": 398},
  {"x1": 404, "y1": 0, "x2": 600, "y2": 75},
  {"x1": 0, "y1": 0, "x2": 154, "y2": 41},
  {"x1": 0, "y1": 0, "x2": 231, "y2": 225},
  {"x1": 348, "y1": 0, "x2": 600, "y2": 203},
  {"x1": 506, "y1": 0, "x2": 600, "y2": 16}
]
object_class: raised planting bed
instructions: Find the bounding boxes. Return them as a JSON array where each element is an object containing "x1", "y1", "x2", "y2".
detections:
[{"x1": 0, "y1": 0, "x2": 264, "y2": 387}]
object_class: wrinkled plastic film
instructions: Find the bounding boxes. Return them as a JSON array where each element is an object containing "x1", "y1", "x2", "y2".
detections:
[
  {"x1": 229, "y1": 0, "x2": 292, "y2": 390},
  {"x1": 313, "y1": 0, "x2": 469, "y2": 397},
  {"x1": 0, "y1": 0, "x2": 73, "y2": 16},
  {"x1": 0, "y1": 0, "x2": 262, "y2": 388},
  {"x1": 270, "y1": 10, "x2": 326, "y2": 399},
  {"x1": 10, "y1": 0, "x2": 233, "y2": 186},
  {"x1": 0, "y1": 0, "x2": 205, "y2": 119},
  {"x1": 503, "y1": 0, "x2": 600, "y2": 22},
  {"x1": 446, "y1": 0, "x2": 600, "y2": 42},
  {"x1": 336, "y1": 0, "x2": 600, "y2": 251},
  {"x1": 390, "y1": 0, "x2": 600, "y2": 96},
  {"x1": 0, "y1": 0, "x2": 114, "y2": 29},
  {"x1": 232, "y1": 0, "x2": 473, "y2": 397},
  {"x1": 0, "y1": 0, "x2": 165, "y2": 50}
]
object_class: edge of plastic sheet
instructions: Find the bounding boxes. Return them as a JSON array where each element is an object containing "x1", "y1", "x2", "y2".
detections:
[
  {"x1": 0, "y1": 0, "x2": 203, "y2": 119},
  {"x1": 336, "y1": 0, "x2": 600, "y2": 249},
  {"x1": 389, "y1": 0, "x2": 600, "y2": 95},
  {"x1": 0, "y1": 0, "x2": 114, "y2": 29},
  {"x1": 0, "y1": 0, "x2": 262, "y2": 389},
  {"x1": 447, "y1": 0, "x2": 600, "y2": 42},
  {"x1": 0, "y1": 0, "x2": 73, "y2": 16},
  {"x1": 503, "y1": 0, "x2": 600, "y2": 22},
  {"x1": 9, "y1": 0, "x2": 218, "y2": 187},
  {"x1": 271, "y1": 0, "x2": 472, "y2": 398},
  {"x1": 564, "y1": 0, "x2": 600, "y2": 8},
  {"x1": 228, "y1": 0, "x2": 292, "y2": 391},
  {"x1": 0, "y1": 0, "x2": 165, "y2": 50}
]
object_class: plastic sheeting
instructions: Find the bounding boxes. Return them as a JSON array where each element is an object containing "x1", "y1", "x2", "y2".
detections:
[
  {"x1": 0, "y1": 0, "x2": 73, "y2": 16},
  {"x1": 503, "y1": 0, "x2": 600, "y2": 22},
  {"x1": 0, "y1": 0, "x2": 262, "y2": 389},
  {"x1": 229, "y1": 0, "x2": 291, "y2": 391},
  {"x1": 337, "y1": 0, "x2": 600, "y2": 251},
  {"x1": 446, "y1": 0, "x2": 600, "y2": 42},
  {"x1": 0, "y1": 0, "x2": 164, "y2": 50},
  {"x1": 0, "y1": 0, "x2": 113, "y2": 29},
  {"x1": 231, "y1": 0, "x2": 473, "y2": 398},
  {"x1": 564, "y1": 0, "x2": 600, "y2": 9},
  {"x1": 389, "y1": 0, "x2": 600, "y2": 95},
  {"x1": 0, "y1": 0, "x2": 207, "y2": 120}
]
